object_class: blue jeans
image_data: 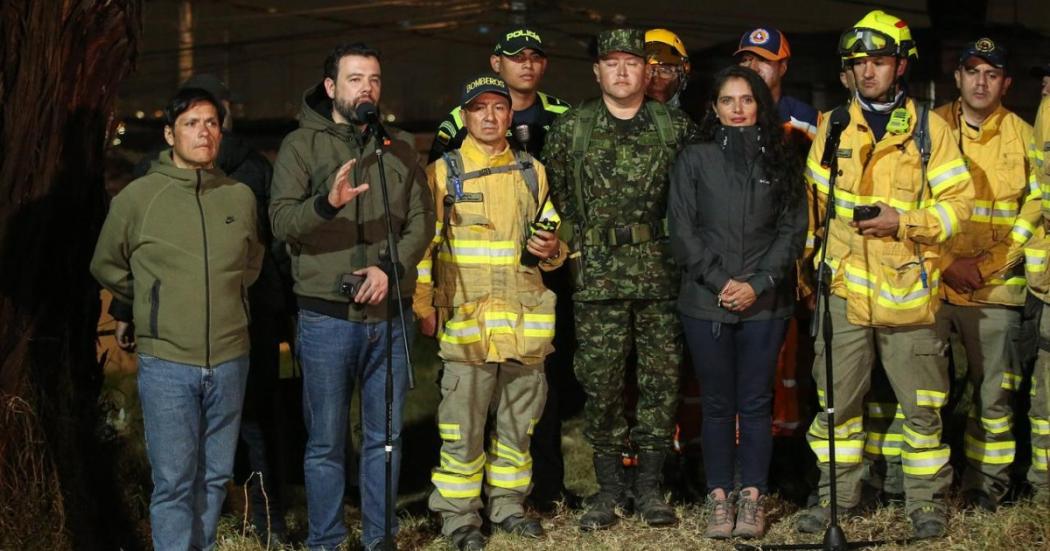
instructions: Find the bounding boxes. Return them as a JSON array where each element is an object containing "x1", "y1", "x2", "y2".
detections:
[
  {"x1": 137, "y1": 354, "x2": 250, "y2": 551},
  {"x1": 681, "y1": 316, "x2": 788, "y2": 494},
  {"x1": 298, "y1": 308, "x2": 413, "y2": 550}
]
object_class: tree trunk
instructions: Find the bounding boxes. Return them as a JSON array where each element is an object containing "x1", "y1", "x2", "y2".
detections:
[{"x1": 0, "y1": 2, "x2": 142, "y2": 549}]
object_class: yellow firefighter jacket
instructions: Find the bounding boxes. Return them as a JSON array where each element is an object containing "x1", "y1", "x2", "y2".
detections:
[
  {"x1": 413, "y1": 135, "x2": 565, "y2": 365},
  {"x1": 804, "y1": 98, "x2": 975, "y2": 327},
  {"x1": 1026, "y1": 96, "x2": 1050, "y2": 304},
  {"x1": 934, "y1": 100, "x2": 1039, "y2": 307}
]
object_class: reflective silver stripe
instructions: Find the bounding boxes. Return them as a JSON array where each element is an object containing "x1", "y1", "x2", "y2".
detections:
[
  {"x1": 845, "y1": 272, "x2": 875, "y2": 290},
  {"x1": 879, "y1": 286, "x2": 929, "y2": 304},
  {"x1": 929, "y1": 163, "x2": 968, "y2": 191},
  {"x1": 485, "y1": 318, "x2": 515, "y2": 329},
  {"x1": 834, "y1": 196, "x2": 856, "y2": 210},
  {"x1": 992, "y1": 208, "x2": 1018, "y2": 218},
  {"x1": 806, "y1": 166, "x2": 830, "y2": 187},
  {"x1": 523, "y1": 321, "x2": 554, "y2": 330},
  {"x1": 1013, "y1": 225, "x2": 1034, "y2": 240},
  {"x1": 933, "y1": 203, "x2": 955, "y2": 237},
  {"x1": 450, "y1": 247, "x2": 517, "y2": 257},
  {"x1": 444, "y1": 325, "x2": 480, "y2": 337}
]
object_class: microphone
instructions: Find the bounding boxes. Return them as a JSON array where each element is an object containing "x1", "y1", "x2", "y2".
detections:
[
  {"x1": 819, "y1": 106, "x2": 851, "y2": 169},
  {"x1": 354, "y1": 102, "x2": 390, "y2": 142},
  {"x1": 513, "y1": 123, "x2": 531, "y2": 150}
]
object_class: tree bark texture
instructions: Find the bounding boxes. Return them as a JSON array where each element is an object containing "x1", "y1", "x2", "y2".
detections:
[{"x1": 0, "y1": 1, "x2": 142, "y2": 549}]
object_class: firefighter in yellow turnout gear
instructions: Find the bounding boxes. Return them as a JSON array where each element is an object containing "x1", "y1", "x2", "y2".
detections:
[
  {"x1": 1025, "y1": 95, "x2": 1050, "y2": 503},
  {"x1": 796, "y1": 10, "x2": 974, "y2": 539},
  {"x1": 933, "y1": 39, "x2": 1038, "y2": 509},
  {"x1": 414, "y1": 75, "x2": 565, "y2": 551}
]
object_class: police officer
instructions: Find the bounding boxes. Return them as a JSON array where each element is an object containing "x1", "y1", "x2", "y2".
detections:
[
  {"x1": 542, "y1": 28, "x2": 697, "y2": 531},
  {"x1": 932, "y1": 38, "x2": 1039, "y2": 511},
  {"x1": 644, "y1": 28, "x2": 690, "y2": 108},
  {"x1": 428, "y1": 27, "x2": 570, "y2": 163},
  {"x1": 1023, "y1": 93, "x2": 1050, "y2": 504},
  {"x1": 415, "y1": 75, "x2": 563, "y2": 551},
  {"x1": 797, "y1": 10, "x2": 974, "y2": 539}
]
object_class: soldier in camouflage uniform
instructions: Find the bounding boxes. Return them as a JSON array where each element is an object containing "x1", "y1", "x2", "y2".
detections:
[{"x1": 541, "y1": 28, "x2": 698, "y2": 530}]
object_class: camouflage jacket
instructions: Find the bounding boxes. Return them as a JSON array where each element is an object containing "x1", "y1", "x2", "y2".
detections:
[{"x1": 542, "y1": 98, "x2": 698, "y2": 301}]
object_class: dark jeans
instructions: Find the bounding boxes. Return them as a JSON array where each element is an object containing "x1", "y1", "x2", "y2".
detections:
[{"x1": 682, "y1": 315, "x2": 788, "y2": 494}]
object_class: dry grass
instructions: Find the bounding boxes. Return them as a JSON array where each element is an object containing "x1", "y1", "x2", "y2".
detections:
[
  {"x1": 214, "y1": 489, "x2": 1050, "y2": 551},
  {"x1": 214, "y1": 418, "x2": 1050, "y2": 551}
]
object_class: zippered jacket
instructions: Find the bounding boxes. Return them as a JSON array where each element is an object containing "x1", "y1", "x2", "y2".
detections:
[
  {"x1": 91, "y1": 152, "x2": 264, "y2": 367},
  {"x1": 933, "y1": 100, "x2": 1039, "y2": 307},
  {"x1": 270, "y1": 84, "x2": 435, "y2": 321},
  {"x1": 803, "y1": 98, "x2": 975, "y2": 327}
]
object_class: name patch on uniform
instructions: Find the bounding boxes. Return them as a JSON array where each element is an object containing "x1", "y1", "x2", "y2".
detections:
[
  {"x1": 836, "y1": 148, "x2": 853, "y2": 158},
  {"x1": 455, "y1": 192, "x2": 484, "y2": 203}
]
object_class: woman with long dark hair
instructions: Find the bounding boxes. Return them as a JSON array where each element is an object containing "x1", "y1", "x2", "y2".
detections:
[{"x1": 668, "y1": 65, "x2": 807, "y2": 539}]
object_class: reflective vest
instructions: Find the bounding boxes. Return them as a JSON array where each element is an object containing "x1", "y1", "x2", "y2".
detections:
[
  {"x1": 413, "y1": 135, "x2": 563, "y2": 364},
  {"x1": 933, "y1": 100, "x2": 1039, "y2": 307},
  {"x1": 1026, "y1": 97, "x2": 1050, "y2": 304},
  {"x1": 804, "y1": 98, "x2": 975, "y2": 327}
]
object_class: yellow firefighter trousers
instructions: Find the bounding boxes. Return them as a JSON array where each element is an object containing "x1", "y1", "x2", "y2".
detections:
[
  {"x1": 808, "y1": 296, "x2": 953, "y2": 515},
  {"x1": 1030, "y1": 305, "x2": 1050, "y2": 500},
  {"x1": 428, "y1": 360, "x2": 547, "y2": 536}
]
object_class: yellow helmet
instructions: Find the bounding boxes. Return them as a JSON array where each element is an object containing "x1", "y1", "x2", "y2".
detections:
[
  {"x1": 838, "y1": 10, "x2": 918, "y2": 62},
  {"x1": 645, "y1": 28, "x2": 690, "y2": 73}
]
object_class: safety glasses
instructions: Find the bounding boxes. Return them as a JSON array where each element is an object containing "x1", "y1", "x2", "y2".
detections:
[{"x1": 838, "y1": 28, "x2": 898, "y2": 58}]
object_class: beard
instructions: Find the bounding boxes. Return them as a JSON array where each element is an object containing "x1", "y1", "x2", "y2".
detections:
[{"x1": 333, "y1": 95, "x2": 359, "y2": 123}]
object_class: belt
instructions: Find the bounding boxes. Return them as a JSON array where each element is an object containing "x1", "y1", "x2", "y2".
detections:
[{"x1": 582, "y1": 219, "x2": 668, "y2": 246}]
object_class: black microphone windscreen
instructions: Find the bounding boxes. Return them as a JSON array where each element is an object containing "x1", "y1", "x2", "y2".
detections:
[{"x1": 355, "y1": 102, "x2": 379, "y2": 123}]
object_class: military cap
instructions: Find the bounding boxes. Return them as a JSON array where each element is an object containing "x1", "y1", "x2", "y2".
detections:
[{"x1": 596, "y1": 28, "x2": 646, "y2": 58}]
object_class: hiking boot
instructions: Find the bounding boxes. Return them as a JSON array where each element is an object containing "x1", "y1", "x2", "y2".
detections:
[
  {"x1": 634, "y1": 451, "x2": 677, "y2": 526},
  {"x1": 732, "y1": 488, "x2": 767, "y2": 539},
  {"x1": 495, "y1": 515, "x2": 544, "y2": 538},
  {"x1": 962, "y1": 488, "x2": 997, "y2": 512},
  {"x1": 703, "y1": 489, "x2": 735, "y2": 540},
  {"x1": 909, "y1": 506, "x2": 946, "y2": 540},
  {"x1": 449, "y1": 525, "x2": 486, "y2": 551},
  {"x1": 795, "y1": 501, "x2": 855, "y2": 534},
  {"x1": 579, "y1": 454, "x2": 629, "y2": 531}
]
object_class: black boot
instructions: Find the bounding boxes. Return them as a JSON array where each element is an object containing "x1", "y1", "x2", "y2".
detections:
[
  {"x1": 579, "y1": 454, "x2": 628, "y2": 531},
  {"x1": 634, "y1": 451, "x2": 677, "y2": 526}
]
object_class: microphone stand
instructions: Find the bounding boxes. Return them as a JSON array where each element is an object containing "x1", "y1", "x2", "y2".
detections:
[
  {"x1": 737, "y1": 110, "x2": 889, "y2": 551},
  {"x1": 367, "y1": 118, "x2": 414, "y2": 551}
]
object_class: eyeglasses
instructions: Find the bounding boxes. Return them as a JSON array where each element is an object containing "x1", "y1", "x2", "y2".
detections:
[
  {"x1": 838, "y1": 28, "x2": 898, "y2": 58},
  {"x1": 650, "y1": 65, "x2": 679, "y2": 79}
]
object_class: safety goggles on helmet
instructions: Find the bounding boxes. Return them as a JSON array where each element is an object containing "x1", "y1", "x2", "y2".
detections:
[{"x1": 838, "y1": 28, "x2": 903, "y2": 59}]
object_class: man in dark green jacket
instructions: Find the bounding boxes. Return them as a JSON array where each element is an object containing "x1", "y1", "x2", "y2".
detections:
[
  {"x1": 269, "y1": 42, "x2": 434, "y2": 551},
  {"x1": 90, "y1": 88, "x2": 263, "y2": 551}
]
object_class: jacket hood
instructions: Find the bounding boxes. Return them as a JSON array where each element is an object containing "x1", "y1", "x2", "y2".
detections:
[{"x1": 298, "y1": 83, "x2": 356, "y2": 141}]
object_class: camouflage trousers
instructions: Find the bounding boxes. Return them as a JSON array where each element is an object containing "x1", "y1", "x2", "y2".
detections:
[{"x1": 574, "y1": 299, "x2": 682, "y2": 455}]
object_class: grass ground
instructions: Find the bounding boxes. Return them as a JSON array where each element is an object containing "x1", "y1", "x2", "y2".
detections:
[
  {"x1": 211, "y1": 417, "x2": 1050, "y2": 550},
  {"x1": 97, "y1": 314, "x2": 1050, "y2": 550}
]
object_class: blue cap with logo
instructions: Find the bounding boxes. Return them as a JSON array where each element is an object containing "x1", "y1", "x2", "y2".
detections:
[{"x1": 735, "y1": 27, "x2": 791, "y2": 61}]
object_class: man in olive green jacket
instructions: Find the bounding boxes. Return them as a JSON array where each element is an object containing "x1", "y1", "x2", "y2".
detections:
[
  {"x1": 90, "y1": 88, "x2": 263, "y2": 551},
  {"x1": 269, "y1": 42, "x2": 434, "y2": 551}
]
